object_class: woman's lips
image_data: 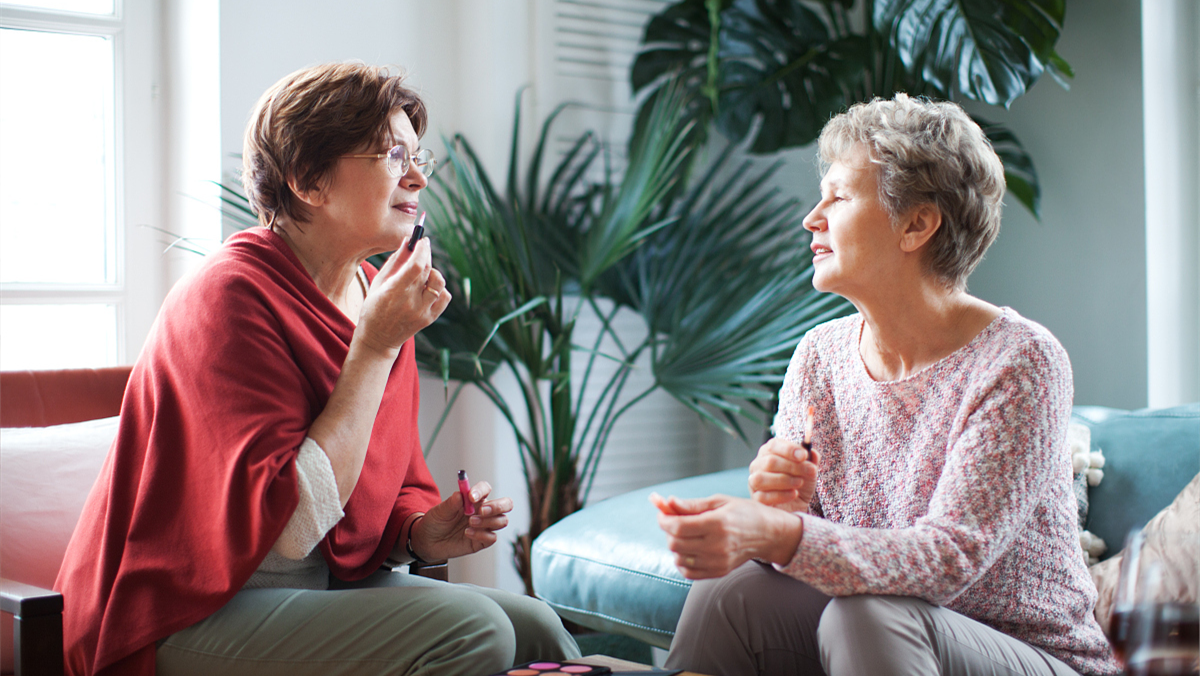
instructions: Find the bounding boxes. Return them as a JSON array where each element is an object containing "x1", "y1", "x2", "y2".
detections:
[
  {"x1": 811, "y1": 244, "x2": 832, "y2": 261},
  {"x1": 393, "y1": 202, "x2": 419, "y2": 216}
]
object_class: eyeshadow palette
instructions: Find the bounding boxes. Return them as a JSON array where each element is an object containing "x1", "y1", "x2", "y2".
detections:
[{"x1": 493, "y1": 662, "x2": 612, "y2": 676}]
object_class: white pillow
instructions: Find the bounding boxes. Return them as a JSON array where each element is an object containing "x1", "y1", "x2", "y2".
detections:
[{"x1": 0, "y1": 416, "x2": 119, "y2": 589}]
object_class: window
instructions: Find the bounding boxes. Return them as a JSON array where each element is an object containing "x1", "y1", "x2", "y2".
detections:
[{"x1": 0, "y1": 0, "x2": 159, "y2": 370}]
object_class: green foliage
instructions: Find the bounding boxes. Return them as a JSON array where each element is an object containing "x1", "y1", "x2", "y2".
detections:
[
  {"x1": 631, "y1": 0, "x2": 1071, "y2": 218},
  {"x1": 414, "y1": 88, "x2": 850, "y2": 591}
]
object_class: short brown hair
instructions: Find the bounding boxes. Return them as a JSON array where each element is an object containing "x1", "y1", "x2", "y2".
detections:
[
  {"x1": 242, "y1": 62, "x2": 427, "y2": 226},
  {"x1": 818, "y1": 93, "x2": 1005, "y2": 290}
]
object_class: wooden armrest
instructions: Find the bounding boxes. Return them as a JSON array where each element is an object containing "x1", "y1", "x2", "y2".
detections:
[
  {"x1": 1, "y1": 578, "x2": 64, "y2": 676},
  {"x1": 409, "y1": 560, "x2": 449, "y2": 582}
]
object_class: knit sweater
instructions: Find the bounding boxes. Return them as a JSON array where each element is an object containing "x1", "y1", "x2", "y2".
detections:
[{"x1": 774, "y1": 308, "x2": 1119, "y2": 676}]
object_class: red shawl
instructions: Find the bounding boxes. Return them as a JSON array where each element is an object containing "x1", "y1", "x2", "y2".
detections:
[{"x1": 54, "y1": 228, "x2": 441, "y2": 676}]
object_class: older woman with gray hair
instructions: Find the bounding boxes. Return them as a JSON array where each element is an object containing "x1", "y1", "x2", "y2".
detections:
[{"x1": 652, "y1": 94, "x2": 1120, "y2": 676}]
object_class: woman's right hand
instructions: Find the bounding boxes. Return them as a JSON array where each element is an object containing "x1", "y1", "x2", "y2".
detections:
[
  {"x1": 651, "y1": 493, "x2": 802, "y2": 579},
  {"x1": 356, "y1": 238, "x2": 451, "y2": 357},
  {"x1": 748, "y1": 437, "x2": 820, "y2": 513}
]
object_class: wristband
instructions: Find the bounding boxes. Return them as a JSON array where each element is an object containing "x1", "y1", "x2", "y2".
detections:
[
  {"x1": 405, "y1": 535, "x2": 428, "y2": 564},
  {"x1": 405, "y1": 514, "x2": 428, "y2": 564}
]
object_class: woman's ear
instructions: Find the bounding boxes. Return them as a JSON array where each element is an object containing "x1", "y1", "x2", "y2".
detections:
[
  {"x1": 287, "y1": 176, "x2": 327, "y2": 208},
  {"x1": 899, "y1": 204, "x2": 941, "y2": 254}
]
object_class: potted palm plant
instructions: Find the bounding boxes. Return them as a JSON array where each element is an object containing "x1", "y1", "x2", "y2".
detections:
[{"x1": 414, "y1": 88, "x2": 849, "y2": 595}]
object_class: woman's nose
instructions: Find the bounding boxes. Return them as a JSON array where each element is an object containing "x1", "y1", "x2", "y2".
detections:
[
  {"x1": 802, "y1": 204, "x2": 824, "y2": 232},
  {"x1": 401, "y1": 163, "x2": 428, "y2": 190}
]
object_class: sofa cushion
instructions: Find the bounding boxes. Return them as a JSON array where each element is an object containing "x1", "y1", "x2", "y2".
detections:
[
  {"x1": 1, "y1": 416, "x2": 117, "y2": 674},
  {"x1": 532, "y1": 468, "x2": 748, "y2": 648},
  {"x1": 1089, "y1": 472, "x2": 1199, "y2": 632},
  {"x1": 1072, "y1": 403, "x2": 1199, "y2": 553}
]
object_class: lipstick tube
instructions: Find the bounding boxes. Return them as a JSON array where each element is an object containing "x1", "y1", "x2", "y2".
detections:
[{"x1": 458, "y1": 469, "x2": 476, "y2": 515}]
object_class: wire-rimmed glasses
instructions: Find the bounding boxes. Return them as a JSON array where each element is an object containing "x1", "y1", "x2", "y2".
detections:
[{"x1": 344, "y1": 144, "x2": 436, "y2": 178}]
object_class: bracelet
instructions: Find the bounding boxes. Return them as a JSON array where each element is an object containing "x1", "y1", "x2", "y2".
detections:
[
  {"x1": 405, "y1": 514, "x2": 428, "y2": 564},
  {"x1": 405, "y1": 535, "x2": 428, "y2": 565}
]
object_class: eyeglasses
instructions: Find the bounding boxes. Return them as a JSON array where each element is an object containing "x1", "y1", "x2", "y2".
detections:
[{"x1": 344, "y1": 144, "x2": 437, "y2": 178}]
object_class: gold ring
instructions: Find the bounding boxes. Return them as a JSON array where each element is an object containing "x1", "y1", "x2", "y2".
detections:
[{"x1": 684, "y1": 555, "x2": 696, "y2": 567}]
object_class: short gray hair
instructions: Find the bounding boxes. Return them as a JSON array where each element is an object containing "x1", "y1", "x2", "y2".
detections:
[{"x1": 817, "y1": 93, "x2": 1005, "y2": 290}]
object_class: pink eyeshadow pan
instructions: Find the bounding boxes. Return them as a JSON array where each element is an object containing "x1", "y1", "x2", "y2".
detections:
[
  {"x1": 561, "y1": 667, "x2": 593, "y2": 673},
  {"x1": 529, "y1": 664, "x2": 561, "y2": 670}
]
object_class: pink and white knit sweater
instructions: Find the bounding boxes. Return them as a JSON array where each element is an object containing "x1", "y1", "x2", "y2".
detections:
[{"x1": 774, "y1": 308, "x2": 1119, "y2": 676}]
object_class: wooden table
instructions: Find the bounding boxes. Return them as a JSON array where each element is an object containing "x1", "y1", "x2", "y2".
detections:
[{"x1": 576, "y1": 654, "x2": 711, "y2": 676}]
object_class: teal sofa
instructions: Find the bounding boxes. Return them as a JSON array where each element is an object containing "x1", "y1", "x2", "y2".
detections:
[{"x1": 530, "y1": 403, "x2": 1200, "y2": 649}]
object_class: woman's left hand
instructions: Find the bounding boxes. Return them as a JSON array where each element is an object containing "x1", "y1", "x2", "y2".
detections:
[
  {"x1": 651, "y1": 493, "x2": 803, "y2": 579},
  {"x1": 408, "y1": 481, "x2": 513, "y2": 561}
]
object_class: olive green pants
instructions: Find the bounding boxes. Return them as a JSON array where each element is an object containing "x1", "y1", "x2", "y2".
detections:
[{"x1": 157, "y1": 568, "x2": 580, "y2": 676}]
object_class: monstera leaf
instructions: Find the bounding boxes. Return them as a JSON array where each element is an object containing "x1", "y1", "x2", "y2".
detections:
[
  {"x1": 630, "y1": 0, "x2": 721, "y2": 155},
  {"x1": 632, "y1": 0, "x2": 1071, "y2": 218},
  {"x1": 875, "y1": 0, "x2": 1069, "y2": 106},
  {"x1": 716, "y1": 0, "x2": 871, "y2": 152}
]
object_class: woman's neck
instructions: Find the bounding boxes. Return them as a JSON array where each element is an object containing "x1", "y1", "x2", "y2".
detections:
[
  {"x1": 270, "y1": 222, "x2": 365, "y2": 321},
  {"x1": 855, "y1": 283, "x2": 1000, "y2": 382}
]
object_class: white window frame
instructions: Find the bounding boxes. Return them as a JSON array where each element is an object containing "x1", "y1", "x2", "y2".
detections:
[{"x1": 0, "y1": 0, "x2": 164, "y2": 368}]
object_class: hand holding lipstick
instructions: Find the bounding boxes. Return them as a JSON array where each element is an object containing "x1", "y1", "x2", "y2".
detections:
[
  {"x1": 748, "y1": 404, "x2": 821, "y2": 513},
  {"x1": 406, "y1": 475, "x2": 513, "y2": 562},
  {"x1": 355, "y1": 211, "x2": 450, "y2": 357}
]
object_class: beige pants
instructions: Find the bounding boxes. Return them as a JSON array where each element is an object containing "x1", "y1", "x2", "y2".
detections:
[
  {"x1": 666, "y1": 561, "x2": 1081, "y2": 676},
  {"x1": 156, "y1": 568, "x2": 580, "y2": 676}
]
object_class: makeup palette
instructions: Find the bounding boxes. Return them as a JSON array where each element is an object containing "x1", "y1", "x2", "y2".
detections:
[
  {"x1": 493, "y1": 661, "x2": 611, "y2": 676},
  {"x1": 491, "y1": 661, "x2": 684, "y2": 676}
]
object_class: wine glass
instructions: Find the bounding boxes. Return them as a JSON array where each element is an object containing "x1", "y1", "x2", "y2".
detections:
[
  {"x1": 1118, "y1": 529, "x2": 1199, "y2": 676},
  {"x1": 1109, "y1": 528, "x2": 1147, "y2": 665}
]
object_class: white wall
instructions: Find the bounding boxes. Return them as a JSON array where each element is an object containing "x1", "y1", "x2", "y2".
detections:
[
  {"x1": 219, "y1": 0, "x2": 531, "y2": 185},
  {"x1": 963, "y1": 0, "x2": 1149, "y2": 409}
]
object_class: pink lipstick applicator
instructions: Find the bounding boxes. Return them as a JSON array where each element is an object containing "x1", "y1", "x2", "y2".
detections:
[{"x1": 458, "y1": 470, "x2": 476, "y2": 516}]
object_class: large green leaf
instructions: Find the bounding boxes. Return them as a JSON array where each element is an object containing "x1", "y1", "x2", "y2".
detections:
[
  {"x1": 874, "y1": 0, "x2": 1067, "y2": 106},
  {"x1": 631, "y1": 0, "x2": 714, "y2": 95},
  {"x1": 631, "y1": 0, "x2": 1068, "y2": 220},
  {"x1": 630, "y1": 0, "x2": 720, "y2": 159},
  {"x1": 716, "y1": 0, "x2": 870, "y2": 152}
]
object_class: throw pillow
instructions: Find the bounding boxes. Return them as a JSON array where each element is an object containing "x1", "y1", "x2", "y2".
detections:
[
  {"x1": 1067, "y1": 421, "x2": 1108, "y2": 564},
  {"x1": 1090, "y1": 472, "x2": 1200, "y2": 633},
  {"x1": 0, "y1": 415, "x2": 119, "y2": 675}
]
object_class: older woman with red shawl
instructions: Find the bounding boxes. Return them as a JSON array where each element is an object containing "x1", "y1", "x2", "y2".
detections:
[{"x1": 55, "y1": 63, "x2": 578, "y2": 676}]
